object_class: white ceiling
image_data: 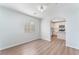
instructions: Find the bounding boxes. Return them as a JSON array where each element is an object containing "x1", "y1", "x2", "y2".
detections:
[
  {"x1": 0, "y1": 3, "x2": 52, "y2": 18},
  {"x1": 0, "y1": 3, "x2": 79, "y2": 19}
]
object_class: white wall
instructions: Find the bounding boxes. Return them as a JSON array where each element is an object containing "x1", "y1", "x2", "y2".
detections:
[
  {"x1": 0, "y1": 6, "x2": 41, "y2": 50},
  {"x1": 64, "y1": 4, "x2": 79, "y2": 49},
  {"x1": 66, "y1": 12, "x2": 79, "y2": 49},
  {"x1": 41, "y1": 17, "x2": 51, "y2": 41}
]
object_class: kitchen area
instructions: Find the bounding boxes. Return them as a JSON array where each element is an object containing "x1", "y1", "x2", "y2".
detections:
[{"x1": 51, "y1": 18, "x2": 66, "y2": 40}]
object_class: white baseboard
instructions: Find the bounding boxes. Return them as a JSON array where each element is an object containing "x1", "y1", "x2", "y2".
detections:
[
  {"x1": 42, "y1": 39, "x2": 51, "y2": 41},
  {"x1": 66, "y1": 43, "x2": 79, "y2": 50},
  {"x1": 0, "y1": 38, "x2": 39, "y2": 51}
]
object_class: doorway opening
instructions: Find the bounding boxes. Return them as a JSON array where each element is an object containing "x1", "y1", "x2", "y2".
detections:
[{"x1": 50, "y1": 18, "x2": 66, "y2": 42}]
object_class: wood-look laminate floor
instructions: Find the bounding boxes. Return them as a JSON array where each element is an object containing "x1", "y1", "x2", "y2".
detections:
[{"x1": 0, "y1": 36, "x2": 79, "y2": 55}]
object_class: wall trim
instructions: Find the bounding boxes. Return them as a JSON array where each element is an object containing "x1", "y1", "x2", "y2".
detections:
[
  {"x1": 0, "y1": 38, "x2": 40, "y2": 51},
  {"x1": 66, "y1": 43, "x2": 79, "y2": 50}
]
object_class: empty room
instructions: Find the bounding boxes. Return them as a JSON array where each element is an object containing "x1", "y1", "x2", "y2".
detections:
[{"x1": 0, "y1": 3, "x2": 79, "y2": 55}]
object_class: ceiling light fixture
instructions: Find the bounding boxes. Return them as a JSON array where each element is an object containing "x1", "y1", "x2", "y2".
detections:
[{"x1": 37, "y1": 4, "x2": 47, "y2": 12}]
